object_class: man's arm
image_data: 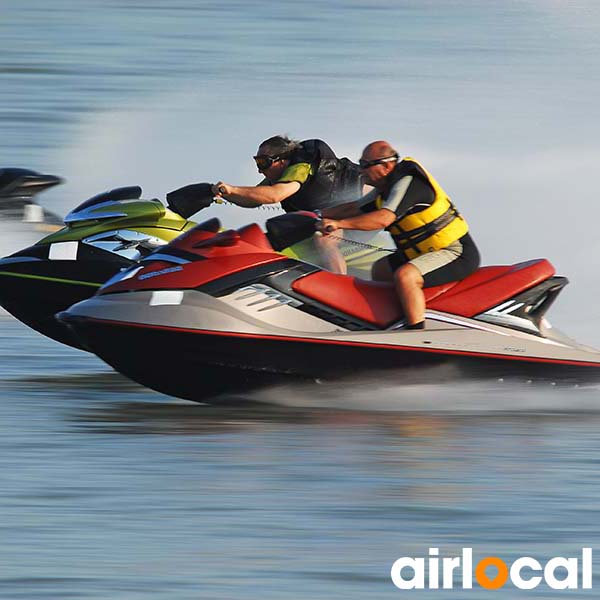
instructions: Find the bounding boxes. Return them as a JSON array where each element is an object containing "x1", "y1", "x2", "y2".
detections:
[
  {"x1": 322, "y1": 174, "x2": 431, "y2": 231},
  {"x1": 320, "y1": 208, "x2": 396, "y2": 233},
  {"x1": 320, "y1": 201, "x2": 362, "y2": 219},
  {"x1": 212, "y1": 181, "x2": 300, "y2": 207},
  {"x1": 320, "y1": 187, "x2": 378, "y2": 219}
]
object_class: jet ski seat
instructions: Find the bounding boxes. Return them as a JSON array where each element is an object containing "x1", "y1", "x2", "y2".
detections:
[
  {"x1": 292, "y1": 259, "x2": 556, "y2": 328},
  {"x1": 427, "y1": 259, "x2": 555, "y2": 317}
]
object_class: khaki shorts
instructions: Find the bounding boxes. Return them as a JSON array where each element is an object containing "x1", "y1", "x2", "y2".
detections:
[
  {"x1": 409, "y1": 240, "x2": 463, "y2": 276},
  {"x1": 386, "y1": 234, "x2": 480, "y2": 287}
]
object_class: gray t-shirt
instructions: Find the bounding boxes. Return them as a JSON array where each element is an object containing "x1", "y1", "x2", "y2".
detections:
[{"x1": 359, "y1": 175, "x2": 435, "y2": 218}]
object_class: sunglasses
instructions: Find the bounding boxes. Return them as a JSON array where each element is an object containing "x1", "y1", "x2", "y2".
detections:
[
  {"x1": 253, "y1": 154, "x2": 282, "y2": 171},
  {"x1": 358, "y1": 154, "x2": 399, "y2": 169}
]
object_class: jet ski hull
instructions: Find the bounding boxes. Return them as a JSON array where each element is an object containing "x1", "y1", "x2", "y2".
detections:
[
  {"x1": 0, "y1": 245, "x2": 134, "y2": 349},
  {"x1": 60, "y1": 287, "x2": 600, "y2": 402},
  {"x1": 0, "y1": 252, "x2": 132, "y2": 349}
]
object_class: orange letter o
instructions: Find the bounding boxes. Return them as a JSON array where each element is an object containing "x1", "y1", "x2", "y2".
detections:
[{"x1": 475, "y1": 556, "x2": 509, "y2": 590}]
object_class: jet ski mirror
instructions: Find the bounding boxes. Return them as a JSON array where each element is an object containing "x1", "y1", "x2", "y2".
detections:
[
  {"x1": 166, "y1": 182, "x2": 214, "y2": 218},
  {"x1": 70, "y1": 186, "x2": 143, "y2": 214},
  {"x1": 64, "y1": 185, "x2": 146, "y2": 224},
  {"x1": 265, "y1": 211, "x2": 319, "y2": 251}
]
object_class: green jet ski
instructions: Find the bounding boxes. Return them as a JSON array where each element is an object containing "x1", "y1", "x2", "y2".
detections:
[{"x1": 0, "y1": 174, "x2": 391, "y2": 350}]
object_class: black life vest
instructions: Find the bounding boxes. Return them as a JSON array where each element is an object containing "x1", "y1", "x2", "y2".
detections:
[{"x1": 280, "y1": 139, "x2": 361, "y2": 212}]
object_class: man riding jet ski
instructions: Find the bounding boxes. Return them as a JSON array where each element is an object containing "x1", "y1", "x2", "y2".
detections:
[
  {"x1": 59, "y1": 215, "x2": 600, "y2": 403},
  {"x1": 211, "y1": 135, "x2": 363, "y2": 274},
  {"x1": 318, "y1": 140, "x2": 480, "y2": 330},
  {"x1": 212, "y1": 135, "x2": 361, "y2": 210}
]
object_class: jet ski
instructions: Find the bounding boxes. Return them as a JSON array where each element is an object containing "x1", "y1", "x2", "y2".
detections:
[
  {"x1": 0, "y1": 168, "x2": 64, "y2": 257},
  {"x1": 59, "y1": 218, "x2": 600, "y2": 402},
  {"x1": 0, "y1": 179, "x2": 207, "y2": 349},
  {"x1": 0, "y1": 176, "x2": 388, "y2": 350}
]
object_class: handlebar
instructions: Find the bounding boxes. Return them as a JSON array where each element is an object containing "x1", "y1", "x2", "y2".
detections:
[{"x1": 313, "y1": 223, "x2": 334, "y2": 237}]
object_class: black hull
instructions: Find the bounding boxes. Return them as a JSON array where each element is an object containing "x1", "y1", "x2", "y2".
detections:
[
  {"x1": 61, "y1": 316, "x2": 600, "y2": 403},
  {"x1": 1, "y1": 282, "x2": 94, "y2": 349},
  {"x1": 0, "y1": 259, "x2": 129, "y2": 349}
]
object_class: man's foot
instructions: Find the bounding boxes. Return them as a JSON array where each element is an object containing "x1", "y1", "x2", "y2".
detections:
[{"x1": 406, "y1": 321, "x2": 425, "y2": 330}]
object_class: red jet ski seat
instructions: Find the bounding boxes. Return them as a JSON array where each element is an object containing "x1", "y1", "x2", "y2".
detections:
[{"x1": 292, "y1": 259, "x2": 555, "y2": 328}]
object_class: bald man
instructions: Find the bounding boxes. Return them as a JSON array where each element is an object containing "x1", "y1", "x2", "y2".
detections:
[{"x1": 319, "y1": 141, "x2": 480, "y2": 329}]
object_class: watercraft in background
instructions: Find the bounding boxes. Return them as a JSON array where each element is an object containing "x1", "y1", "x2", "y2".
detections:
[
  {"x1": 0, "y1": 168, "x2": 63, "y2": 257},
  {"x1": 59, "y1": 219, "x2": 600, "y2": 402}
]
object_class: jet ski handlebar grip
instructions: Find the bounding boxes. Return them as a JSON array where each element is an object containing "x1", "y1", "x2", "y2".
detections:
[{"x1": 313, "y1": 224, "x2": 334, "y2": 238}]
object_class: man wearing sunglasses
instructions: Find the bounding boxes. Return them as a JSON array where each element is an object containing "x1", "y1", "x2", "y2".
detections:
[
  {"x1": 318, "y1": 140, "x2": 480, "y2": 330},
  {"x1": 211, "y1": 135, "x2": 361, "y2": 212}
]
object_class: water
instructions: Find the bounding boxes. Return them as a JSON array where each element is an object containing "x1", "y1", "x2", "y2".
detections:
[
  {"x1": 2, "y1": 1, "x2": 600, "y2": 597},
  {"x1": 2, "y1": 317, "x2": 600, "y2": 599}
]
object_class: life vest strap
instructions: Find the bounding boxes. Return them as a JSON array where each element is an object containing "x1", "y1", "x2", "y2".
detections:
[{"x1": 391, "y1": 205, "x2": 460, "y2": 245}]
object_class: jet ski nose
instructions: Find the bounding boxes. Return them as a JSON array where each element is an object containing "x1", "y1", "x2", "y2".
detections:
[
  {"x1": 0, "y1": 168, "x2": 63, "y2": 197},
  {"x1": 22, "y1": 174, "x2": 63, "y2": 188}
]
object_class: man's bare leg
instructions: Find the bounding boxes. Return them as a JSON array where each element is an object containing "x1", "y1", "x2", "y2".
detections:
[
  {"x1": 313, "y1": 232, "x2": 347, "y2": 274},
  {"x1": 394, "y1": 263, "x2": 425, "y2": 326}
]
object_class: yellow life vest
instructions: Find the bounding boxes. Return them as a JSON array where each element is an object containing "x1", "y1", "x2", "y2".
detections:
[{"x1": 375, "y1": 157, "x2": 469, "y2": 260}]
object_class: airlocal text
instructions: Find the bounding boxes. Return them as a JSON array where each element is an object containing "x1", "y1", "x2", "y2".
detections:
[{"x1": 390, "y1": 548, "x2": 592, "y2": 590}]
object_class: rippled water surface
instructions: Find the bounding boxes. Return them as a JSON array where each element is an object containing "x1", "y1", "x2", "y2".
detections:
[
  {"x1": 3, "y1": 1, "x2": 600, "y2": 598},
  {"x1": 3, "y1": 317, "x2": 600, "y2": 599}
]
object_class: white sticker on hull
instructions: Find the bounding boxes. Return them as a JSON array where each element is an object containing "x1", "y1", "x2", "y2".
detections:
[
  {"x1": 48, "y1": 241, "x2": 78, "y2": 260},
  {"x1": 149, "y1": 290, "x2": 184, "y2": 306}
]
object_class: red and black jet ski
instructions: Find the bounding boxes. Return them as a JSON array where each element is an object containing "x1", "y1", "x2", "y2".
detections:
[{"x1": 59, "y1": 218, "x2": 600, "y2": 401}]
